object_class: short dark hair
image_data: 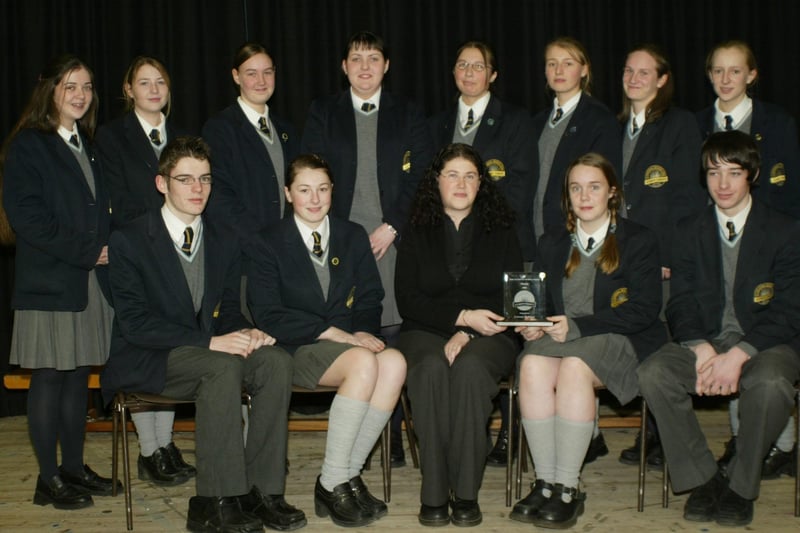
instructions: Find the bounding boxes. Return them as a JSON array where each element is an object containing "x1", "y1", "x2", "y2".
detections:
[
  {"x1": 286, "y1": 153, "x2": 333, "y2": 188},
  {"x1": 158, "y1": 136, "x2": 211, "y2": 177},
  {"x1": 455, "y1": 41, "x2": 498, "y2": 73},
  {"x1": 342, "y1": 31, "x2": 387, "y2": 60},
  {"x1": 702, "y1": 130, "x2": 761, "y2": 184},
  {"x1": 233, "y1": 42, "x2": 271, "y2": 70}
]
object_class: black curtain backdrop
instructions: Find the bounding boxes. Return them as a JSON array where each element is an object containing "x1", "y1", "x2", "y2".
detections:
[{"x1": 1, "y1": 0, "x2": 797, "y2": 415}]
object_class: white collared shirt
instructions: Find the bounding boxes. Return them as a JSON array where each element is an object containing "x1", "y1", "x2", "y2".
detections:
[
  {"x1": 294, "y1": 214, "x2": 330, "y2": 255},
  {"x1": 629, "y1": 109, "x2": 646, "y2": 136},
  {"x1": 551, "y1": 91, "x2": 582, "y2": 125},
  {"x1": 237, "y1": 96, "x2": 271, "y2": 131},
  {"x1": 714, "y1": 96, "x2": 753, "y2": 131},
  {"x1": 57, "y1": 125, "x2": 81, "y2": 149},
  {"x1": 575, "y1": 214, "x2": 611, "y2": 251},
  {"x1": 350, "y1": 87, "x2": 382, "y2": 114},
  {"x1": 458, "y1": 92, "x2": 491, "y2": 130},
  {"x1": 161, "y1": 204, "x2": 203, "y2": 254},
  {"x1": 134, "y1": 111, "x2": 166, "y2": 146},
  {"x1": 714, "y1": 194, "x2": 752, "y2": 242}
]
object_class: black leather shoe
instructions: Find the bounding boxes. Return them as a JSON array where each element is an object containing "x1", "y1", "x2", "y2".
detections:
[
  {"x1": 582, "y1": 432, "x2": 609, "y2": 466},
  {"x1": 716, "y1": 437, "x2": 737, "y2": 474},
  {"x1": 716, "y1": 485, "x2": 753, "y2": 526},
  {"x1": 165, "y1": 442, "x2": 197, "y2": 477},
  {"x1": 239, "y1": 486, "x2": 307, "y2": 531},
  {"x1": 187, "y1": 495, "x2": 264, "y2": 533},
  {"x1": 761, "y1": 444, "x2": 796, "y2": 479},
  {"x1": 390, "y1": 435, "x2": 406, "y2": 468},
  {"x1": 509, "y1": 479, "x2": 554, "y2": 523},
  {"x1": 619, "y1": 430, "x2": 663, "y2": 468},
  {"x1": 33, "y1": 474, "x2": 93, "y2": 510},
  {"x1": 58, "y1": 464, "x2": 121, "y2": 496},
  {"x1": 683, "y1": 470, "x2": 726, "y2": 522},
  {"x1": 418, "y1": 503, "x2": 450, "y2": 527},
  {"x1": 450, "y1": 497, "x2": 482, "y2": 527},
  {"x1": 138, "y1": 447, "x2": 190, "y2": 486},
  {"x1": 486, "y1": 428, "x2": 513, "y2": 467},
  {"x1": 349, "y1": 475, "x2": 387, "y2": 518},
  {"x1": 313, "y1": 476, "x2": 374, "y2": 527},
  {"x1": 533, "y1": 484, "x2": 586, "y2": 529}
]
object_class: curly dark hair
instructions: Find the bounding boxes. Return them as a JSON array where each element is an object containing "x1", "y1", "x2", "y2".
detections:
[{"x1": 408, "y1": 143, "x2": 515, "y2": 232}]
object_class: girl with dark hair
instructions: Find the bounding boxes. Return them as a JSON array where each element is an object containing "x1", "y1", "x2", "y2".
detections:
[
  {"x1": 510, "y1": 153, "x2": 665, "y2": 529},
  {"x1": 1, "y1": 54, "x2": 117, "y2": 509},
  {"x1": 395, "y1": 143, "x2": 522, "y2": 527},
  {"x1": 95, "y1": 56, "x2": 194, "y2": 486},
  {"x1": 247, "y1": 154, "x2": 406, "y2": 528}
]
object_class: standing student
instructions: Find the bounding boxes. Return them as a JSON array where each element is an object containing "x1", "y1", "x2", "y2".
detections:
[
  {"x1": 102, "y1": 137, "x2": 305, "y2": 533},
  {"x1": 638, "y1": 131, "x2": 800, "y2": 527},
  {"x1": 247, "y1": 154, "x2": 406, "y2": 528},
  {"x1": 95, "y1": 56, "x2": 193, "y2": 486},
  {"x1": 395, "y1": 143, "x2": 522, "y2": 527},
  {"x1": 511, "y1": 153, "x2": 665, "y2": 529},
  {"x1": 2, "y1": 54, "x2": 117, "y2": 509},
  {"x1": 696, "y1": 40, "x2": 800, "y2": 476},
  {"x1": 616, "y1": 44, "x2": 705, "y2": 468}
]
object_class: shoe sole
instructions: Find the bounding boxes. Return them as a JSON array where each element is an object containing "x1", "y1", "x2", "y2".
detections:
[
  {"x1": 263, "y1": 517, "x2": 308, "y2": 531},
  {"x1": 186, "y1": 519, "x2": 263, "y2": 533},
  {"x1": 314, "y1": 500, "x2": 375, "y2": 527},
  {"x1": 508, "y1": 509, "x2": 537, "y2": 523},
  {"x1": 418, "y1": 516, "x2": 451, "y2": 527},
  {"x1": 138, "y1": 466, "x2": 190, "y2": 486},
  {"x1": 451, "y1": 514, "x2": 482, "y2": 527},
  {"x1": 683, "y1": 510, "x2": 716, "y2": 522},
  {"x1": 532, "y1": 502, "x2": 584, "y2": 529},
  {"x1": 33, "y1": 491, "x2": 94, "y2": 510},
  {"x1": 716, "y1": 515, "x2": 753, "y2": 527}
]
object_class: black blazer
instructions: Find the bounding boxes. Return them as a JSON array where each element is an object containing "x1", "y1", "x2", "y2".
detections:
[
  {"x1": 667, "y1": 200, "x2": 800, "y2": 353},
  {"x1": 95, "y1": 111, "x2": 185, "y2": 227},
  {"x1": 202, "y1": 103, "x2": 299, "y2": 249},
  {"x1": 301, "y1": 90, "x2": 433, "y2": 234},
  {"x1": 247, "y1": 216, "x2": 383, "y2": 354},
  {"x1": 537, "y1": 219, "x2": 667, "y2": 360},
  {"x1": 429, "y1": 95, "x2": 537, "y2": 260},
  {"x1": 532, "y1": 93, "x2": 622, "y2": 235},
  {"x1": 696, "y1": 99, "x2": 800, "y2": 219},
  {"x1": 622, "y1": 107, "x2": 706, "y2": 267},
  {"x1": 2, "y1": 128, "x2": 110, "y2": 311},
  {"x1": 101, "y1": 209, "x2": 251, "y2": 402},
  {"x1": 395, "y1": 216, "x2": 523, "y2": 339}
]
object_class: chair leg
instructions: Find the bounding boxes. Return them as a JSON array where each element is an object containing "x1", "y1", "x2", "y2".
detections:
[
  {"x1": 505, "y1": 377, "x2": 515, "y2": 507},
  {"x1": 515, "y1": 414, "x2": 525, "y2": 499},
  {"x1": 381, "y1": 422, "x2": 391, "y2": 503},
  {"x1": 120, "y1": 399, "x2": 134, "y2": 530},
  {"x1": 400, "y1": 390, "x2": 419, "y2": 468},
  {"x1": 638, "y1": 398, "x2": 647, "y2": 512},
  {"x1": 111, "y1": 395, "x2": 120, "y2": 498}
]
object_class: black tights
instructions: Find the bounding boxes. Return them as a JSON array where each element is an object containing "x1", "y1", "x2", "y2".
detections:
[{"x1": 27, "y1": 366, "x2": 91, "y2": 479}]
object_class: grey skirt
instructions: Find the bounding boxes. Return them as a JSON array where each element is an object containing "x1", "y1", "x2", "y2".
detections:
[
  {"x1": 292, "y1": 340, "x2": 354, "y2": 390},
  {"x1": 10, "y1": 271, "x2": 113, "y2": 370},
  {"x1": 521, "y1": 333, "x2": 639, "y2": 405}
]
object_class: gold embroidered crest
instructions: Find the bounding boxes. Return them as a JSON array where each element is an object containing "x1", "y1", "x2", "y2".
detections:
[
  {"x1": 485, "y1": 159, "x2": 506, "y2": 181},
  {"x1": 346, "y1": 286, "x2": 355, "y2": 309},
  {"x1": 753, "y1": 282, "x2": 774, "y2": 305},
  {"x1": 402, "y1": 150, "x2": 411, "y2": 172},
  {"x1": 610, "y1": 287, "x2": 629, "y2": 308},
  {"x1": 644, "y1": 165, "x2": 669, "y2": 188},
  {"x1": 770, "y1": 163, "x2": 786, "y2": 185}
]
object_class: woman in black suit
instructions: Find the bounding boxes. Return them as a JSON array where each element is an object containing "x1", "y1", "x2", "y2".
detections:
[
  {"x1": 532, "y1": 37, "x2": 621, "y2": 239},
  {"x1": 247, "y1": 154, "x2": 406, "y2": 528},
  {"x1": 95, "y1": 56, "x2": 194, "y2": 486},
  {"x1": 1, "y1": 55, "x2": 117, "y2": 509},
  {"x1": 510, "y1": 153, "x2": 665, "y2": 529},
  {"x1": 395, "y1": 143, "x2": 522, "y2": 527}
]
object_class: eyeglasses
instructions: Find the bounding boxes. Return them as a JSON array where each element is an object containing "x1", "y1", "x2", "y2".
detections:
[
  {"x1": 440, "y1": 171, "x2": 479, "y2": 182},
  {"x1": 454, "y1": 61, "x2": 490, "y2": 73},
  {"x1": 168, "y1": 174, "x2": 213, "y2": 186}
]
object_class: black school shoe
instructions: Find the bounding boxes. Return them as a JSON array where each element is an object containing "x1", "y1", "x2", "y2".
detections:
[
  {"x1": 239, "y1": 485, "x2": 307, "y2": 531},
  {"x1": 619, "y1": 430, "x2": 663, "y2": 468},
  {"x1": 716, "y1": 437, "x2": 737, "y2": 474},
  {"x1": 186, "y1": 495, "x2": 264, "y2": 533},
  {"x1": 349, "y1": 475, "x2": 387, "y2": 518},
  {"x1": 486, "y1": 428, "x2": 513, "y2": 467},
  {"x1": 58, "y1": 464, "x2": 121, "y2": 496},
  {"x1": 532, "y1": 484, "x2": 586, "y2": 529},
  {"x1": 509, "y1": 479, "x2": 554, "y2": 523},
  {"x1": 165, "y1": 441, "x2": 197, "y2": 477},
  {"x1": 418, "y1": 503, "x2": 450, "y2": 527},
  {"x1": 761, "y1": 444, "x2": 796, "y2": 479},
  {"x1": 450, "y1": 497, "x2": 482, "y2": 527},
  {"x1": 683, "y1": 470, "x2": 726, "y2": 522},
  {"x1": 313, "y1": 476, "x2": 374, "y2": 527},
  {"x1": 582, "y1": 432, "x2": 609, "y2": 466},
  {"x1": 716, "y1": 485, "x2": 754, "y2": 527},
  {"x1": 33, "y1": 474, "x2": 93, "y2": 510},
  {"x1": 138, "y1": 447, "x2": 190, "y2": 486}
]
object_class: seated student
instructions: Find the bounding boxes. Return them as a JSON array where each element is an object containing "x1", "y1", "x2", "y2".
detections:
[
  {"x1": 247, "y1": 154, "x2": 406, "y2": 528},
  {"x1": 510, "y1": 153, "x2": 665, "y2": 529},
  {"x1": 638, "y1": 131, "x2": 800, "y2": 527},
  {"x1": 101, "y1": 137, "x2": 305, "y2": 533}
]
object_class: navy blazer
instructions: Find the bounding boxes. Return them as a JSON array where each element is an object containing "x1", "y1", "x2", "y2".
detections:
[
  {"x1": 301, "y1": 90, "x2": 433, "y2": 234},
  {"x1": 429, "y1": 95, "x2": 537, "y2": 260},
  {"x1": 696, "y1": 99, "x2": 800, "y2": 219},
  {"x1": 622, "y1": 107, "x2": 706, "y2": 266},
  {"x1": 101, "y1": 209, "x2": 251, "y2": 402},
  {"x1": 667, "y1": 200, "x2": 800, "y2": 354},
  {"x1": 537, "y1": 219, "x2": 667, "y2": 360},
  {"x1": 95, "y1": 111, "x2": 185, "y2": 227},
  {"x1": 247, "y1": 216, "x2": 383, "y2": 354},
  {"x1": 532, "y1": 94, "x2": 622, "y2": 235},
  {"x1": 395, "y1": 216, "x2": 522, "y2": 340},
  {"x1": 2, "y1": 128, "x2": 110, "y2": 311},
  {"x1": 202, "y1": 103, "x2": 299, "y2": 249}
]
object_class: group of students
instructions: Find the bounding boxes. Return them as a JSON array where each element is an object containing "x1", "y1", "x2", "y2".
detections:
[{"x1": 1, "y1": 28, "x2": 799, "y2": 533}]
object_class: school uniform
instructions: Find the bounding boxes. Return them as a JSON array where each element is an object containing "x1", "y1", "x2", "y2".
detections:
[
  {"x1": 429, "y1": 95, "x2": 537, "y2": 260},
  {"x1": 622, "y1": 107, "x2": 706, "y2": 266},
  {"x1": 395, "y1": 215, "x2": 522, "y2": 505},
  {"x1": 638, "y1": 200, "x2": 800, "y2": 500},
  {"x1": 532, "y1": 93, "x2": 621, "y2": 237},
  {"x1": 95, "y1": 111, "x2": 185, "y2": 227},
  {"x1": 697, "y1": 99, "x2": 800, "y2": 219}
]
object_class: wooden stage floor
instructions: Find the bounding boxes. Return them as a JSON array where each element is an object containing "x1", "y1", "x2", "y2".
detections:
[{"x1": 0, "y1": 405, "x2": 798, "y2": 532}]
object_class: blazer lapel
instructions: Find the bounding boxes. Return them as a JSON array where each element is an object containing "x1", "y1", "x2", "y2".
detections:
[
  {"x1": 473, "y1": 95, "x2": 501, "y2": 150},
  {"x1": 52, "y1": 135, "x2": 94, "y2": 197},
  {"x1": 284, "y1": 221, "x2": 327, "y2": 302},
  {"x1": 148, "y1": 212, "x2": 197, "y2": 321},
  {"x1": 734, "y1": 201, "x2": 765, "y2": 294},
  {"x1": 124, "y1": 113, "x2": 159, "y2": 172}
]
